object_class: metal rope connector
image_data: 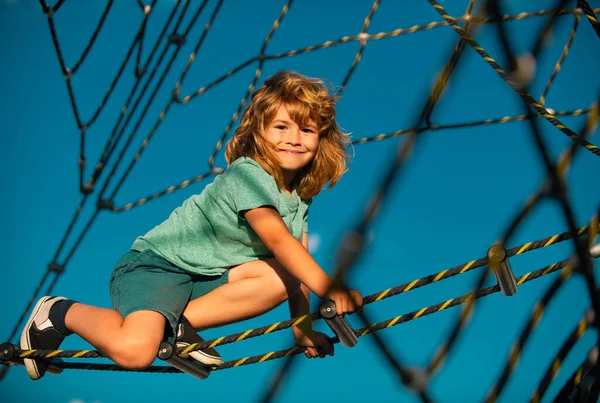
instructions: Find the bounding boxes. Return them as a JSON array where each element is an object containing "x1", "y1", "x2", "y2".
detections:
[
  {"x1": 80, "y1": 182, "x2": 94, "y2": 195},
  {"x1": 513, "y1": 53, "x2": 536, "y2": 89},
  {"x1": 487, "y1": 244, "x2": 518, "y2": 296},
  {"x1": 157, "y1": 341, "x2": 210, "y2": 380},
  {"x1": 48, "y1": 262, "x2": 65, "y2": 274},
  {"x1": 97, "y1": 199, "x2": 114, "y2": 211},
  {"x1": 405, "y1": 367, "x2": 429, "y2": 395},
  {"x1": 319, "y1": 300, "x2": 358, "y2": 348},
  {"x1": 168, "y1": 33, "x2": 186, "y2": 47},
  {"x1": 135, "y1": 66, "x2": 147, "y2": 79}
]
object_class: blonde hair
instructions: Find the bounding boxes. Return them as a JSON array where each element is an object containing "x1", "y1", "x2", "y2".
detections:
[{"x1": 225, "y1": 70, "x2": 351, "y2": 199}]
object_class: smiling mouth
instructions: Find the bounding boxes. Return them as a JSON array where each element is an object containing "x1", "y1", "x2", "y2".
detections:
[{"x1": 278, "y1": 149, "x2": 304, "y2": 154}]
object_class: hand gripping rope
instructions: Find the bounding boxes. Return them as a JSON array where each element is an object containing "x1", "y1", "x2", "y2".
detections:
[
  {"x1": 319, "y1": 300, "x2": 359, "y2": 348},
  {"x1": 153, "y1": 299, "x2": 360, "y2": 380}
]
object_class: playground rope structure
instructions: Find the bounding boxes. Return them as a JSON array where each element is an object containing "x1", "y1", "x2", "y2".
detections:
[{"x1": 2, "y1": 1, "x2": 600, "y2": 402}]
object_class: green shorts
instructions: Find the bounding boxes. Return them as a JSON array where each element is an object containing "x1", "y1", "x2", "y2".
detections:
[{"x1": 109, "y1": 249, "x2": 229, "y2": 339}]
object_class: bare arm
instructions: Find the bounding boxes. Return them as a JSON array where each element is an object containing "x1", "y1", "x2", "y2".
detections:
[
  {"x1": 244, "y1": 207, "x2": 332, "y2": 298},
  {"x1": 288, "y1": 233, "x2": 313, "y2": 332},
  {"x1": 244, "y1": 207, "x2": 361, "y2": 358}
]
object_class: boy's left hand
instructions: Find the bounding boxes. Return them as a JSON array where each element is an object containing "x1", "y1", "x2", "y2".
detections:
[{"x1": 293, "y1": 327, "x2": 334, "y2": 359}]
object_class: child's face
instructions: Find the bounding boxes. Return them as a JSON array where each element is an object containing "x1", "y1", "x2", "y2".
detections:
[{"x1": 265, "y1": 105, "x2": 319, "y2": 177}]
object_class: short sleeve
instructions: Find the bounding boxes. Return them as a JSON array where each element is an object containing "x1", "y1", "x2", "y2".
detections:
[{"x1": 228, "y1": 159, "x2": 280, "y2": 215}]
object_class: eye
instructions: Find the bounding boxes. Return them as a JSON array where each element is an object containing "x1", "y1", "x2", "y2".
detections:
[
  {"x1": 302, "y1": 127, "x2": 316, "y2": 134},
  {"x1": 275, "y1": 125, "x2": 287, "y2": 130}
]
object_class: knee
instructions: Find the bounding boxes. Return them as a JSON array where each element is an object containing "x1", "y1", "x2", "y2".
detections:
[
  {"x1": 108, "y1": 334, "x2": 160, "y2": 370},
  {"x1": 265, "y1": 259, "x2": 301, "y2": 303}
]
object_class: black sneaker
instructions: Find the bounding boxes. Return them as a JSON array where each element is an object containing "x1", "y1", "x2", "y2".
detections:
[
  {"x1": 20, "y1": 296, "x2": 67, "y2": 380},
  {"x1": 176, "y1": 320, "x2": 222, "y2": 366}
]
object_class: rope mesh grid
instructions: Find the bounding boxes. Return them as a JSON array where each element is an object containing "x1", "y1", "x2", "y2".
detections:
[{"x1": 2, "y1": 1, "x2": 599, "y2": 401}]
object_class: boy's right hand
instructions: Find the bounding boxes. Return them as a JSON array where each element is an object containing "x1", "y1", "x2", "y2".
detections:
[{"x1": 325, "y1": 288, "x2": 363, "y2": 316}]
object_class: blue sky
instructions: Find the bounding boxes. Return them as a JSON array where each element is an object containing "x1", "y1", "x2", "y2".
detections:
[{"x1": 1, "y1": 1, "x2": 599, "y2": 402}]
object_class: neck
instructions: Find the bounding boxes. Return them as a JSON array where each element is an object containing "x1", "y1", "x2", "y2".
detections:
[{"x1": 281, "y1": 169, "x2": 298, "y2": 195}]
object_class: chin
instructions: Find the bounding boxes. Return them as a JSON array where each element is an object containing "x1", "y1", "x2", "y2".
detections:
[
  {"x1": 281, "y1": 165, "x2": 304, "y2": 172},
  {"x1": 278, "y1": 159, "x2": 311, "y2": 171}
]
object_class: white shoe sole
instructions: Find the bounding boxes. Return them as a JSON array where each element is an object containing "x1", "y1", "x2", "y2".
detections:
[
  {"x1": 20, "y1": 296, "x2": 54, "y2": 380},
  {"x1": 176, "y1": 343, "x2": 222, "y2": 366},
  {"x1": 188, "y1": 350, "x2": 222, "y2": 366}
]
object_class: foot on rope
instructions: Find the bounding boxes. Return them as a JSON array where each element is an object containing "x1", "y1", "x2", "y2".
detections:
[
  {"x1": 20, "y1": 296, "x2": 68, "y2": 380},
  {"x1": 176, "y1": 317, "x2": 222, "y2": 366}
]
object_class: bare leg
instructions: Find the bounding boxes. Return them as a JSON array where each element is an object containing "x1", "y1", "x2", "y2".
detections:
[
  {"x1": 64, "y1": 306, "x2": 165, "y2": 369},
  {"x1": 65, "y1": 257, "x2": 298, "y2": 366},
  {"x1": 183, "y1": 258, "x2": 300, "y2": 330}
]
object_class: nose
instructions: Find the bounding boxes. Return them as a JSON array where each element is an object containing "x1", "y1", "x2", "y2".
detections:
[{"x1": 285, "y1": 127, "x2": 301, "y2": 145}]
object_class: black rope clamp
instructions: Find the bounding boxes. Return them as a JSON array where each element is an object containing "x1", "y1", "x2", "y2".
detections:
[
  {"x1": 48, "y1": 262, "x2": 65, "y2": 274},
  {"x1": 319, "y1": 300, "x2": 358, "y2": 348},
  {"x1": 135, "y1": 66, "x2": 147, "y2": 79},
  {"x1": 80, "y1": 182, "x2": 94, "y2": 195},
  {"x1": 172, "y1": 87, "x2": 181, "y2": 102},
  {"x1": 97, "y1": 199, "x2": 114, "y2": 211},
  {"x1": 487, "y1": 244, "x2": 518, "y2": 296},
  {"x1": 168, "y1": 34, "x2": 186, "y2": 47},
  {"x1": 542, "y1": 171, "x2": 568, "y2": 202},
  {"x1": 0, "y1": 342, "x2": 15, "y2": 363},
  {"x1": 157, "y1": 341, "x2": 210, "y2": 380},
  {"x1": 42, "y1": 4, "x2": 53, "y2": 18},
  {"x1": 0, "y1": 343, "x2": 63, "y2": 375}
]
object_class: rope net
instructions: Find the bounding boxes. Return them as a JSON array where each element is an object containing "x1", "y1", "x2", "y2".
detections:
[{"x1": 2, "y1": 0, "x2": 599, "y2": 401}]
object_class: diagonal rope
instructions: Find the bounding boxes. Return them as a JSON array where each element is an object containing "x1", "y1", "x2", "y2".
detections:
[
  {"x1": 176, "y1": 6, "x2": 594, "y2": 106},
  {"x1": 487, "y1": 207, "x2": 598, "y2": 402},
  {"x1": 2, "y1": 0, "x2": 205, "y2": 358},
  {"x1": 206, "y1": 0, "x2": 295, "y2": 170},
  {"x1": 429, "y1": 0, "x2": 600, "y2": 157},
  {"x1": 577, "y1": 0, "x2": 600, "y2": 38},
  {"x1": 101, "y1": 0, "x2": 225, "y2": 201},
  {"x1": 540, "y1": 13, "x2": 580, "y2": 106},
  {"x1": 485, "y1": 2, "x2": 600, "y2": 398},
  {"x1": 337, "y1": 0, "x2": 381, "y2": 93},
  {"x1": 552, "y1": 347, "x2": 599, "y2": 402},
  {"x1": 486, "y1": 267, "x2": 585, "y2": 402},
  {"x1": 86, "y1": 0, "x2": 191, "y2": 190},
  {"x1": 530, "y1": 309, "x2": 594, "y2": 402},
  {"x1": 423, "y1": 0, "x2": 599, "y2": 381}
]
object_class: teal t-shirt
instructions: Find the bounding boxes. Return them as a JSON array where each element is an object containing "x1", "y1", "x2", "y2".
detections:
[{"x1": 131, "y1": 157, "x2": 312, "y2": 276}]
